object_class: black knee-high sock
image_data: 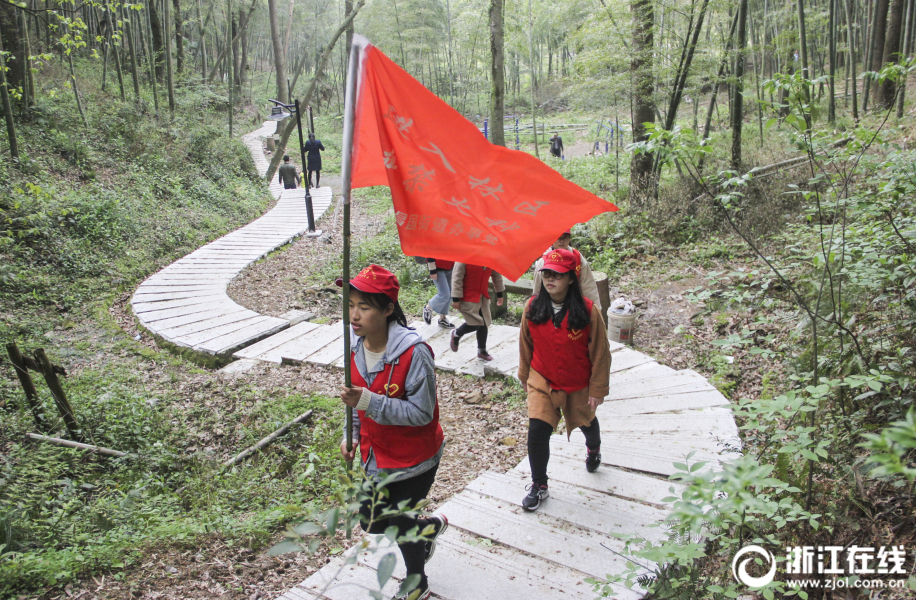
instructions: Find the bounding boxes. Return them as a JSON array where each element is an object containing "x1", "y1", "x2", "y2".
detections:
[
  {"x1": 455, "y1": 323, "x2": 475, "y2": 338},
  {"x1": 475, "y1": 325, "x2": 488, "y2": 350},
  {"x1": 528, "y1": 418, "x2": 554, "y2": 486},
  {"x1": 580, "y1": 417, "x2": 601, "y2": 451}
]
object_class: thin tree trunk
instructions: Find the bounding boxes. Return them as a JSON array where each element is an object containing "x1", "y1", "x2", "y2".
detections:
[
  {"x1": 844, "y1": 0, "x2": 858, "y2": 121},
  {"x1": 173, "y1": 0, "x2": 184, "y2": 73},
  {"x1": 828, "y1": 0, "x2": 837, "y2": 122},
  {"x1": 797, "y1": 0, "x2": 811, "y2": 103},
  {"x1": 282, "y1": 0, "x2": 294, "y2": 65},
  {"x1": 267, "y1": 0, "x2": 287, "y2": 102},
  {"x1": 0, "y1": 26, "x2": 18, "y2": 159},
  {"x1": 489, "y1": 0, "x2": 506, "y2": 147},
  {"x1": 732, "y1": 0, "x2": 748, "y2": 169},
  {"x1": 898, "y1": 0, "x2": 915, "y2": 117},
  {"x1": 68, "y1": 52, "x2": 89, "y2": 127},
  {"x1": 868, "y1": 0, "x2": 890, "y2": 109},
  {"x1": 164, "y1": 0, "x2": 176, "y2": 110},
  {"x1": 123, "y1": 2, "x2": 142, "y2": 102},
  {"x1": 698, "y1": 9, "x2": 739, "y2": 172},
  {"x1": 148, "y1": 0, "x2": 166, "y2": 81},
  {"x1": 141, "y1": 2, "x2": 161, "y2": 111}
]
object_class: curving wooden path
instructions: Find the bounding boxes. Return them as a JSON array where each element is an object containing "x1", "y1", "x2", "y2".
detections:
[
  {"x1": 130, "y1": 124, "x2": 741, "y2": 599},
  {"x1": 130, "y1": 122, "x2": 333, "y2": 356}
]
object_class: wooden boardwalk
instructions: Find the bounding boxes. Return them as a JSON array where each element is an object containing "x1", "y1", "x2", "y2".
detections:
[
  {"x1": 128, "y1": 123, "x2": 741, "y2": 599},
  {"x1": 276, "y1": 341, "x2": 740, "y2": 600},
  {"x1": 130, "y1": 122, "x2": 333, "y2": 356}
]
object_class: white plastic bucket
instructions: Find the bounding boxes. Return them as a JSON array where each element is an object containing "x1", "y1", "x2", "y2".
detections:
[{"x1": 607, "y1": 309, "x2": 637, "y2": 345}]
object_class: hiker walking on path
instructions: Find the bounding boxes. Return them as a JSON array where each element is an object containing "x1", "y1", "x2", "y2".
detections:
[
  {"x1": 518, "y1": 249, "x2": 611, "y2": 512},
  {"x1": 277, "y1": 155, "x2": 301, "y2": 189},
  {"x1": 450, "y1": 263, "x2": 505, "y2": 361},
  {"x1": 337, "y1": 265, "x2": 448, "y2": 600},
  {"x1": 549, "y1": 132, "x2": 564, "y2": 159},
  {"x1": 532, "y1": 229, "x2": 603, "y2": 312},
  {"x1": 423, "y1": 258, "x2": 456, "y2": 330},
  {"x1": 303, "y1": 133, "x2": 325, "y2": 188}
]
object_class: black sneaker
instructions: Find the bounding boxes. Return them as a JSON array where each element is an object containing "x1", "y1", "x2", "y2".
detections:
[
  {"x1": 450, "y1": 330, "x2": 460, "y2": 352},
  {"x1": 522, "y1": 482, "x2": 548, "y2": 512},
  {"x1": 423, "y1": 304, "x2": 432, "y2": 325},
  {"x1": 394, "y1": 581, "x2": 431, "y2": 600},
  {"x1": 438, "y1": 317, "x2": 455, "y2": 329},
  {"x1": 423, "y1": 513, "x2": 449, "y2": 563},
  {"x1": 586, "y1": 449, "x2": 602, "y2": 473}
]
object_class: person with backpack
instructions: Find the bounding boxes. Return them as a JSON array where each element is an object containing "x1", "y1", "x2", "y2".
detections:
[
  {"x1": 422, "y1": 258, "x2": 456, "y2": 329},
  {"x1": 532, "y1": 229, "x2": 602, "y2": 312},
  {"x1": 449, "y1": 263, "x2": 505, "y2": 361},
  {"x1": 517, "y1": 249, "x2": 611, "y2": 512},
  {"x1": 337, "y1": 264, "x2": 448, "y2": 600}
]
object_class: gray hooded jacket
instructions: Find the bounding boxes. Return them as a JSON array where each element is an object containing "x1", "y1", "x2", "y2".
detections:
[{"x1": 344, "y1": 321, "x2": 444, "y2": 481}]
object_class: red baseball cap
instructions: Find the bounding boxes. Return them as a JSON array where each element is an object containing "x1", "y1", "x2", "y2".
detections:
[
  {"x1": 561, "y1": 229, "x2": 571, "y2": 236},
  {"x1": 335, "y1": 264, "x2": 400, "y2": 302},
  {"x1": 540, "y1": 248, "x2": 576, "y2": 274}
]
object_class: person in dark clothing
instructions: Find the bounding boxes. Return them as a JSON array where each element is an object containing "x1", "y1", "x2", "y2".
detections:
[
  {"x1": 549, "y1": 132, "x2": 564, "y2": 158},
  {"x1": 277, "y1": 155, "x2": 301, "y2": 189},
  {"x1": 303, "y1": 133, "x2": 325, "y2": 188}
]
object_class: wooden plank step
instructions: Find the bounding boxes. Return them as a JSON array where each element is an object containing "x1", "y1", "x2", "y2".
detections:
[
  {"x1": 468, "y1": 470, "x2": 669, "y2": 543},
  {"x1": 195, "y1": 318, "x2": 288, "y2": 355},
  {"x1": 605, "y1": 375, "x2": 716, "y2": 400},
  {"x1": 157, "y1": 310, "x2": 262, "y2": 338},
  {"x1": 440, "y1": 490, "x2": 651, "y2": 581},
  {"x1": 280, "y1": 326, "x2": 345, "y2": 364},
  {"x1": 136, "y1": 301, "x2": 238, "y2": 323},
  {"x1": 173, "y1": 315, "x2": 273, "y2": 347},
  {"x1": 133, "y1": 285, "x2": 226, "y2": 294},
  {"x1": 232, "y1": 321, "x2": 321, "y2": 360},
  {"x1": 356, "y1": 528, "x2": 616, "y2": 600},
  {"x1": 303, "y1": 329, "x2": 346, "y2": 366},
  {"x1": 599, "y1": 390, "x2": 730, "y2": 416},
  {"x1": 146, "y1": 307, "x2": 253, "y2": 331},
  {"x1": 130, "y1": 290, "x2": 225, "y2": 303},
  {"x1": 609, "y1": 348, "x2": 658, "y2": 373},
  {"x1": 457, "y1": 330, "x2": 519, "y2": 376},
  {"x1": 550, "y1": 435, "x2": 725, "y2": 477},
  {"x1": 436, "y1": 325, "x2": 516, "y2": 372},
  {"x1": 597, "y1": 407, "x2": 739, "y2": 438},
  {"x1": 607, "y1": 361, "x2": 678, "y2": 383},
  {"x1": 131, "y1": 294, "x2": 229, "y2": 312},
  {"x1": 425, "y1": 320, "x2": 465, "y2": 359},
  {"x1": 294, "y1": 557, "x2": 400, "y2": 600},
  {"x1": 513, "y1": 453, "x2": 681, "y2": 507}
]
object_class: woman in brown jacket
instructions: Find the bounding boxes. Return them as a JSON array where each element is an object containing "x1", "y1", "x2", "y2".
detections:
[
  {"x1": 449, "y1": 263, "x2": 505, "y2": 361},
  {"x1": 517, "y1": 248, "x2": 611, "y2": 512}
]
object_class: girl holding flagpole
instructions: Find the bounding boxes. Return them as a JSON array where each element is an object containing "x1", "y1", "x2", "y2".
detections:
[
  {"x1": 449, "y1": 263, "x2": 505, "y2": 361},
  {"x1": 517, "y1": 249, "x2": 611, "y2": 512},
  {"x1": 337, "y1": 265, "x2": 448, "y2": 600}
]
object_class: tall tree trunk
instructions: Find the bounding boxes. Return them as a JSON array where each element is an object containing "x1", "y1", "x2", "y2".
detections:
[
  {"x1": 844, "y1": 0, "x2": 859, "y2": 121},
  {"x1": 239, "y1": 7, "x2": 249, "y2": 91},
  {"x1": 630, "y1": 0, "x2": 656, "y2": 204},
  {"x1": 828, "y1": 0, "x2": 837, "y2": 122},
  {"x1": 148, "y1": 0, "x2": 166, "y2": 81},
  {"x1": 898, "y1": 0, "x2": 915, "y2": 117},
  {"x1": 879, "y1": 0, "x2": 905, "y2": 109},
  {"x1": 869, "y1": 0, "x2": 891, "y2": 109},
  {"x1": 0, "y1": 26, "x2": 19, "y2": 159},
  {"x1": 731, "y1": 0, "x2": 748, "y2": 169},
  {"x1": 0, "y1": 4, "x2": 24, "y2": 95},
  {"x1": 445, "y1": 0, "x2": 455, "y2": 106},
  {"x1": 173, "y1": 0, "x2": 184, "y2": 73},
  {"x1": 282, "y1": 0, "x2": 294, "y2": 64},
  {"x1": 267, "y1": 0, "x2": 287, "y2": 102},
  {"x1": 489, "y1": 0, "x2": 506, "y2": 147},
  {"x1": 164, "y1": 0, "x2": 177, "y2": 110},
  {"x1": 797, "y1": 0, "x2": 811, "y2": 103},
  {"x1": 123, "y1": 2, "x2": 142, "y2": 102}
]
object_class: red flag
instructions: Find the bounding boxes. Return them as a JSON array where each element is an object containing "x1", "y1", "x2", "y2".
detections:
[{"x1": 349, "y1": 36, "x2": 617, "y2": 280}]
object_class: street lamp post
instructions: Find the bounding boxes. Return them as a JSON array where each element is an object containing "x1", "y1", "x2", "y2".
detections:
[{"x1": 268, "y1": 101, "x2": 320, "y2": 236}]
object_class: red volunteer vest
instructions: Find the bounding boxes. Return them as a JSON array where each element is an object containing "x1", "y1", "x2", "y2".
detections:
[
  {"x1": 435, "y1": 259, "x2": 455, "y2": 271},
  {"x1": 351, "y1": 343, "x2": 444, "y2": 469},
  {"x1": 461, "y1": 265, "x2": 492, "y2": 303},
  {"x1": 528, "y1": 297, "x2": 594, "y2": 393}
]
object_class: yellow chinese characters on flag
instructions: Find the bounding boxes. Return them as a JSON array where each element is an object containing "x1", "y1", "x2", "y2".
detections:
[{"x1": 349, "y1": 36, "x2": 617, "y2": 280}]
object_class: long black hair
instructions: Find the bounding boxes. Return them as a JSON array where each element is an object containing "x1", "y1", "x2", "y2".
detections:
[
  {"x1": 527, "y1": 271, "x2": 591, "y2": 330},
  {"x1": 348, "y1": 284, "x2": 412, "y2": 329}
]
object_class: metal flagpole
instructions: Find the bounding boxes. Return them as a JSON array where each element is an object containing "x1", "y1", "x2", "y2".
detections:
[{"x1": 340, "y1": 38, "x2": 361, "y2": 471}]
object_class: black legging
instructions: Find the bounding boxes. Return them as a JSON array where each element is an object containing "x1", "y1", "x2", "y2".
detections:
[
  {"x1": 528, "y1": 417, "x2": 600, "y2": 487},
  {"x1": 455, "y1": 308, "x2": 488, "y2": 350},
  {"x1": 359, "y1": 464, "x2": 439, "y2": 589},
  {"x1": 308, "y1": 169, "x2": 320, "y2": 187}
]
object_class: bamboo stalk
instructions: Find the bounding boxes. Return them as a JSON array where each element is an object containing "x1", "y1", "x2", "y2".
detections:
[
  {"x1": 34, "y1": 349, "x2": 82, "y2": 441},
  {"x1": 27, "y1": 433, "x2": 131, "y2": 458},
  {"x1": 6, "y1": 343, "x2": 48, "y2": 431},
  {"x1": 222, "y1": 410, "x2": 313, "y2": 467}
]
